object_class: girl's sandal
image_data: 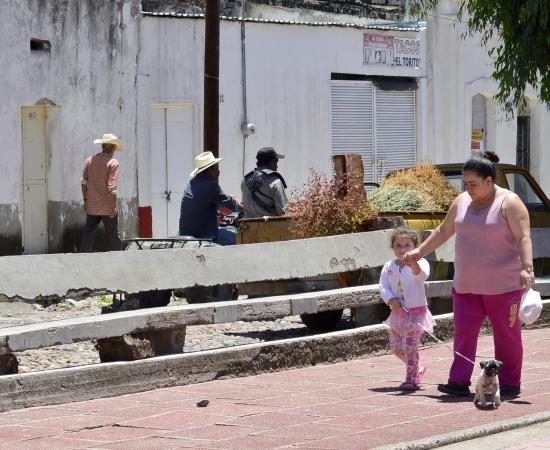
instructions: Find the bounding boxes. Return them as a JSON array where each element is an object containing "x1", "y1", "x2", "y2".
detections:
[
  {"x1": 418, "y1": 365, "x2": 427, "y2": 384},
  {"x1": 399, "y1": 382, "x2": 420, "y2": 391}
]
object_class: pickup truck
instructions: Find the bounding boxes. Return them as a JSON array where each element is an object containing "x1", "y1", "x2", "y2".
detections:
[
  {"x1": 236, "y1": 162, "x2": 550, "y2": 330},
  {"x1": 383, "y1": 163, "x2": 550, "y2": 232},
  {"x1": 239, "y1": 162, "x2": 550, "y2": 246}
]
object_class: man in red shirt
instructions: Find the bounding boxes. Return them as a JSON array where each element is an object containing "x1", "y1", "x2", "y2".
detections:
[{"x1": 80, "y1": 133, "x2": 124, "y2": 252}]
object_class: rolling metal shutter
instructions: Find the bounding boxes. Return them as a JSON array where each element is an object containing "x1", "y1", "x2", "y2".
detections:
[
  {"x1": 330, "y1": 81, "x2": 375, "y2": 183},
  {"x1": 374, "y1": 89, "x2": 416, "y2": 180},
  {"x1": 330, "y1": 80, "x2": 416, "y2": 183}
]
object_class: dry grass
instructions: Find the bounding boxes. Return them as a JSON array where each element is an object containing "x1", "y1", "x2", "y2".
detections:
[
  {"x1": 369, "y1": 186, "x2": 436, "y2": 211},
  {"x1": 370, "y1": 163, "x2": 459, "y2": 211}
]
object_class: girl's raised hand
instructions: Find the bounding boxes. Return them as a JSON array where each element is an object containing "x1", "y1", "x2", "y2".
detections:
[{"x1": 403, "y1": 249, "x2": 421, "y2": 264}]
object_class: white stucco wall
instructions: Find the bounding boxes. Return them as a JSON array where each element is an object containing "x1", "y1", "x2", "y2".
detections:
[
  {"x1": 0, "y1": 0, "x2": 141, "y2": 251},
  {"x1": 427, "y1": 0, "x2": 550, "y2": 195},
  {"x1": 137, "y1": 16, "x2": 426, "y2": 207},
  {"x1": 7, "y1": 0, "x2": 548, "y2": 253}
]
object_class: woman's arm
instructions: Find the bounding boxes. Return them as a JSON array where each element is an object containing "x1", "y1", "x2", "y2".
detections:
[
  {"x1": 503, "y1": 193, "x2": 535, "y2": 288},
  {"x1": 404, "y1": 195, "x2": 460, "y2": 263}
]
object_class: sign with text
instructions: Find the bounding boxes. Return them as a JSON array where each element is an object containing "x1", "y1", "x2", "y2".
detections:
[
  {"x1": 471, "y1": 129, "x2": 485, "y2": 151},
  {"x1": 363, "y1": 33, "x2": 421, "y2": 68},
  {"x1": 363, "y1": 34, "x2": 394, "y2": 65}
]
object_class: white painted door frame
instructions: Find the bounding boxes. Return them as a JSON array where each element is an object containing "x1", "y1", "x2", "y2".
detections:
[
  {"x1": 150, "y1": 103, "x2": 198, "y2": 238},
  {"x1": 21, "y1": 106, "x2": 49, "y2": 254}
]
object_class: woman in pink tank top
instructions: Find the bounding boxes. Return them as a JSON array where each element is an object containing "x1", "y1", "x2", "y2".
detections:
[{"x1": 404, "y1": 151, "x2": 534, "y2": 398}]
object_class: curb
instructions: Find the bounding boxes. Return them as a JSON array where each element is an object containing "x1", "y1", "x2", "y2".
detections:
[{"x1": 376, "y1": 411, "x2": 550, "y2": 450}]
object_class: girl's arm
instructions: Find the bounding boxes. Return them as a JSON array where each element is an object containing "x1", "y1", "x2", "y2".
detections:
[
  {"x1": 411, "y1": 258, "x2": 430, "y2": 280},
  {"x1": 379, "y1": 262, "x2": 394, "y2": 303},
  {"x1": 409, "y1": 258, "x2": 420, "y2": 275},
  {"x1": 379, "y1": 262, "x2": 401, "y2": 311}
]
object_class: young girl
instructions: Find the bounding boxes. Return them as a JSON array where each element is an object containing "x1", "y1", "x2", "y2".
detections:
[{"x1": 379, "y1": 226, "x2": 435, "y2": 390}]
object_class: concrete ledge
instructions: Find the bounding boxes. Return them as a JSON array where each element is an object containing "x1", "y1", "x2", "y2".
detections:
[
  {"x1": 377, "y1": 411, "x2": 550, "y2": 450},
  {"x1": 3, "y1": 280, "x2": 550, "y2": 354},
  {"x1": 0, "y1": 282, "x2": 428, "y2": 353}
]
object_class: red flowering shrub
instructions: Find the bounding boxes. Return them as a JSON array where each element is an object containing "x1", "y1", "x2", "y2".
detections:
[{"x1": 287, "y1": 170, "x2": 378, "y2": 239}]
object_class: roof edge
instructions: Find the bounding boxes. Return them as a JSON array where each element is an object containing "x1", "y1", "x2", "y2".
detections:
[{"x1": 141, "y1": 11, "x2": 425, "y2": 31}]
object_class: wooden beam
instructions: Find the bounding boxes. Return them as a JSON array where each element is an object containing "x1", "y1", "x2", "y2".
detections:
[{"x1": 2, "y1": 278, "x2": 549, "y2": 354}]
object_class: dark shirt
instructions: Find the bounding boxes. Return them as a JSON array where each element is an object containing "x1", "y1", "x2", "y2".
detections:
[
  {"x1": 178, "y1": 175, "x2": 238, "y2": 240},
  {"x1": 241, "y1": 168, "x2": 288, "y2": 218}
]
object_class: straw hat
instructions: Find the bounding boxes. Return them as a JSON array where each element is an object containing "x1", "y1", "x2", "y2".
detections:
[
  {"x1": 93, "y1": 133, "x2": 124, "y2": 151},
  {"x1": 190, "y1": 151, "x2": 222, "y2": 178}
]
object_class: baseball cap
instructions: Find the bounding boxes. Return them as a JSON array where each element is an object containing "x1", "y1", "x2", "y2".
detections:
[{"x1": 256, "y1": 147, "x2": 285, "y2": 164}]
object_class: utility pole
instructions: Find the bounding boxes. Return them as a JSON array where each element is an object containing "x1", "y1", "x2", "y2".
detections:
[{"x1": 203, "y1": 0, "x2": 220, "y2": 157}]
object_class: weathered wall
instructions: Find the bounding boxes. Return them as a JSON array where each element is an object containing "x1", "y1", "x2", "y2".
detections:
[
  {"x1": 0, "y1": 0, "x2": 141, "y2": 255},
  {"x1": 426, "y1": 0, "x2": 550, "y2": 195},
  {"x1": 137, "y1": 16, "x2": 426, "y2": 211},
  {"x1": 6, "y1": 1, "x2": 548, "y2": 255}
]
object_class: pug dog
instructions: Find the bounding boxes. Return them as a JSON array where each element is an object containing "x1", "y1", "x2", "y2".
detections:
[{"x1": 474, "y1": 359, "x2": 503, "y2": 408}]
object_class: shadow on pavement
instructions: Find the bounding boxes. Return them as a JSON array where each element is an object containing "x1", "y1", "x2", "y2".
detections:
[
  {"x1": 422, "y1": 393, "x2": 474, "y2": 403},
  {"x1": 369, "y1": 387, "x2": 432, "y2": 396},
  {"x1": 369, "y1": 387, "x2": 404, "y2": 393}
]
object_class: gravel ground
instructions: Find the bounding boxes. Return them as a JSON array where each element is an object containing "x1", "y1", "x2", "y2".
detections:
[{"x1": 0, "y1": 296, "x2": 355, "y2": 374}]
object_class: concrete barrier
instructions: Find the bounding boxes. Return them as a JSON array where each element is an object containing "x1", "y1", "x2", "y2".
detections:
[
  {"x1": 2, "y1": 228, "x2": 547, "y2": 301},
  {"x1": 0, "y1": 230, "x2": 397, "y2": 300}
]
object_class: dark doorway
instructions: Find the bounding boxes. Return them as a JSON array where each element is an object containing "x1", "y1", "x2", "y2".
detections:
[{"x1": 516, "y1": 116, "x2": 530, "y2": 170}]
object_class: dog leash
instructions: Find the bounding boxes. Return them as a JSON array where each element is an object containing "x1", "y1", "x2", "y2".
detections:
[{"x1": 399, "y1": 305, "x2": 477, "y2": 366}]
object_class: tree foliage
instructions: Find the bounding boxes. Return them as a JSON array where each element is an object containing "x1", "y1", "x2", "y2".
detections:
[{"x1": 410, "y1": 0, "x2": 550, "y2": 107}]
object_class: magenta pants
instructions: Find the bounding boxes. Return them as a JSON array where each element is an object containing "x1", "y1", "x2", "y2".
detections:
[{"x1": 449, "y1": 288, "x2": 524, "y2": 387}]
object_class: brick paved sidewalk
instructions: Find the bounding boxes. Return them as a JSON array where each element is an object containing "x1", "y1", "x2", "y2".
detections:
[{"x1": 1, "y1": 327, "x2": 550, "y2": 449}]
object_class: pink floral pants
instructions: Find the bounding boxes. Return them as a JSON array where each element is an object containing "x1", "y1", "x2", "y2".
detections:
[{"x1": 387, "y1": 307, "x2": 427, "y2": 384}]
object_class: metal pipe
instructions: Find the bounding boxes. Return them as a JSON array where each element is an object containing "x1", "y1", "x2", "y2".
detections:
[{"x1": 240, "y1": 0, "x2": 248, "y2": 176}]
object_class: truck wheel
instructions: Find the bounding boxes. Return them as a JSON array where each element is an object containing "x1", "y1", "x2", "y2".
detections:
[
  {"x1": 175, "y1": 286, "x2": 213, "y2": 304},
  {"x1": 212, "y1": 284, "x2": 238, "y2": 301},
  {"x1": 102, "y1": 290, "x2": 172, "y2": 314},
  {"x1": 300, "y1": 309, "x2": 344, "y2": 331},
  {"x1": 173, "y1": 284, "x2": 237, "y2": 303},
  {"x1": 128, "y1": 290, "x2": 172, "y2": 309}
]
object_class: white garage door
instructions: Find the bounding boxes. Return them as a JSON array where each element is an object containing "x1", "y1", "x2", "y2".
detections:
[{"x1": 330, "y1": 80, "x2": 416, "y2": 184}]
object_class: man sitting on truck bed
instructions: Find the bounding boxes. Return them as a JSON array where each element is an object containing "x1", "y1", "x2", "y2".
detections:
[
  {"x1": 241, "y1": 147, "x2": 288, "y2": 218},
  {"x1": 179, "y1": 152, "x2": 242, "y2": 246}
]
